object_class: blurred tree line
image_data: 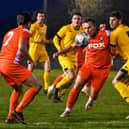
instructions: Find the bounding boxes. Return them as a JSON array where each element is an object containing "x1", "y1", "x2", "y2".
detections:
[
  {"x1": 46, "y1": 0, "x2": 128, "y2": 69},
  {"x1": 46, "y1": 0, "x2": 129, "y2": 41},
  {"x1": 0, "y1": 0, "x2": 127, "y2": 69}
]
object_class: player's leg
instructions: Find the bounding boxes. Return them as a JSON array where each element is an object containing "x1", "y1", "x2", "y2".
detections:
[
  {"x1": 27, "y1": 61, "x2": 35, "y2": 72},
  {"x1": 113, "y1": 70, "x2": 129, "y2": 101},
  {"x1": 85, "y1": 67, "x2": 110, "y2": 110},
  {"x1": 8, "y1": 86, "x2": 22, "y2": 116},
  {"x1": 60, "y1": 75, "x2": 86, "y2": 117},
  {"x1": 0, "y1": 72, "x2": 22, "y2": 124},
  {"x1": 39, "y1": 51, "x2": 51, "y2": 94},
  {"x1": 53, "y1": 56, "x2": 77, "y2": 102},
  {"x1": 53, "y1": 69, "x2": 76, "y2": 102},
  {"x1": 58, "y1": 79, "x2": 73, "y2": 98},
  {"x1": 0, "y1": 63, "x2": 41, "y2": 124},
  {"x1": 47, "y1": 71, "x2": 72, "y2": 101},
  {"x1": 112, "y1": 62, "x2": 129, "y2": 119},
  {"x1": 42, "y1": 61, "x2": 51, "y2": 94},
  {"x1": 53, "y1": 74, "x2": 63, "y2": 86},
  {"x1": 12, "y1": 71, "x2": 42, "y2": 124},
  {"x1": 81, "y1": 81, "x2": 91, "y2": 96},
  {"x1": 15, "y1": 73, "x2": 42, "y2": 111},
  {"x1": 112, "y1": 60, "x2": 129, "y2": 102},
  {"x1": 5, "y1": 85, "x2": 23, "y2": 124},
  {"x1": 60, "y1": 63, "x2": 90, "y2": 117},
  {"x1": 85, "y1": 87, "x2": 98, "y2": 110},
  {"x1": 47, "y1": 74, "x2": 63, "y2": 99}
]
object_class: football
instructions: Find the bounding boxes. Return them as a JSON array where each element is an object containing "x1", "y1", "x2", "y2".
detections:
[{"x1": 75, "y1": 32, "x2": 90, "y2": 47}]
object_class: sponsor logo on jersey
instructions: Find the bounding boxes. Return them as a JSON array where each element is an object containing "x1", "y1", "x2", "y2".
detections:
[{"x1": 88, "y1": 42, "x2": 105, "y2": 50}]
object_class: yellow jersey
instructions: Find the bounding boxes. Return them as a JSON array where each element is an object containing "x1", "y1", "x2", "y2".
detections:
[
  {"x1": 53, "y1": 24, "x2": 83, "y2": 57},
  {"x1": 110, "y1": 24, "x2": 129, "y2": 59},
  {"x1": 29, "y1": 21, "x2": 49, "y2": 52}
]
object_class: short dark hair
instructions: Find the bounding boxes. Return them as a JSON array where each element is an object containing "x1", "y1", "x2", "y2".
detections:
[
  {"x1": 82, "y1": 17, "x2": 96, "y2": 25},
  {"x1": 110, "y1": 11, "x2": 122, "y2": 20},
  {"x1": 32, "y1": 10, "x2": 45, "y2": 22},
  {"x1": 71, "y1": 11, "x2": 82, "y2": 17},
  {"x1": 17, "y1": 12, "x2": 31, "y2": 25}
]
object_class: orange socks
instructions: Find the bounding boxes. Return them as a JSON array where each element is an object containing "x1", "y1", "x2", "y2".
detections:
[
  {"x1": 66, "y1": 88, "x2": 80, "y2": 109},
  {"x1": 16, "y1": 88, "x2": 39, "y2": 113},
  {"x1": 8, "y1": 90, "x2": 21, "y2": 119},
  {"x1": 53, "y1": 74, "x2": 63, "y2": 86}
]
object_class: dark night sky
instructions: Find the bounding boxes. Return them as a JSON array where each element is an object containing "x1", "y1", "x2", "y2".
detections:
[{"x1": 0, "y1": 0, "x2": 59, "y2": 48}]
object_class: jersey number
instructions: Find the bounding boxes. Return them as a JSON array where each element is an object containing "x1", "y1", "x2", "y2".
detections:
[{"x1": 3, "y1": 31, "x2": 14, "y2": 46}]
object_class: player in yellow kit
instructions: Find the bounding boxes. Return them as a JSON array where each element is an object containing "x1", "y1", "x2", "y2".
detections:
[
  {"x1": 28, "y1": 10, "x2": 52, "y2": 94},
  {"x1": 109, "y1": 11, "x2": 129, "y2": 119},
  {"x1": 48, "y1": 12, "x2": 83, "y2": 102}
]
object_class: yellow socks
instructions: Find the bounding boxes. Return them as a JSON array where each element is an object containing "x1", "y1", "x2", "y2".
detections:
[
  {"x1": 58, "y1": 88, "x2": 68, "y2": 97},
  {"x1": 114, "y1": 81, "x2": 129, "y2": 103},
  {"x1": 44, "y1": 71, "x2": 50, "y2": 90},
  {"x1": 56, "y1": 76, "x2": 72, "y2": 97},
  {"x1": 56, "y1": 76, "x2": 71, "y2": 89}
]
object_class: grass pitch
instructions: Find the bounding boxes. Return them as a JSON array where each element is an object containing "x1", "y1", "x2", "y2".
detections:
[{"x1": 0, "y1": 69, "x2": 129, "y2": 129}]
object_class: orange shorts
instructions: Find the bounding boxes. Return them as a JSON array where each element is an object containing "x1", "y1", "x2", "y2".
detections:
[
  {"x1": 79, "y1": 63, "x2": 110, "y2": 92},
  {"x1": 0, "y1": 62, "x2": 32, "y2": 86}
]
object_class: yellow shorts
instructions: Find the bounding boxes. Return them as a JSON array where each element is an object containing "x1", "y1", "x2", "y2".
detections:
[
  {"x1": 58, "y1": 55, "x2": 77, "y2": 71},
  {"x1": 29, "y1": 45, "x2": 49, "y2": 63}
]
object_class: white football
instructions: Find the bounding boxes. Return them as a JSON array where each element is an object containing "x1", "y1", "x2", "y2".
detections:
[{"x1": 75, "y1": 32, "x2": 90, "y2": 47}]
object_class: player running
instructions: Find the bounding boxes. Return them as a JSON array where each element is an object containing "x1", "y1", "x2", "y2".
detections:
[
  {"x1": 0, "y1": 12, "x2": 42, "y2": 124},
  {"x1": 60, "y1": 18, "x2": 111, "y2": 117}
]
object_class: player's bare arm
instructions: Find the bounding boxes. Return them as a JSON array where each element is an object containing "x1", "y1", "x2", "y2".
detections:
[
  {"x1": 19, "y1": 38, "x2": 34, "y2": 64},
  {"x1": 110, "y1": 46, "x2": 125, "y2": 60},
  {"x1": 53, "y1": 43, "x2": 78, "y2": 59},
  {"x1": 110, "y1": 45, "x2": 117, "y2": 56}
]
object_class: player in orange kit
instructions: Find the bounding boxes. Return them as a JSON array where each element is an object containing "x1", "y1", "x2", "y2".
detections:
[
  {"x1": 0, "y1": 12, "x2": 42, "y2": 124},
  {"x1": 60, "y1": 18, "x2": 111, "y2": 117},
  {"x1": 77, "y1": 47, "x2": 91, "y2": 96}
]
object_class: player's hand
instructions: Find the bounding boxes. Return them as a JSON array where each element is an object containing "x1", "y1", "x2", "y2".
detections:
[
  {"x1": 53, "y1": 52, "x2": 60, "y2": 59},
  {"x1": 99, "y1": 24, "x2": 106, "y2": 30},
  {"x1": 53, "y1": 50, "x2": 67, "y2": 59},
  {"x1": 37, "y1": 38, "x2": 43, "y2": 44},
  {"x1": 27, "y1": 60, "x2": 31, "y2": 64}
]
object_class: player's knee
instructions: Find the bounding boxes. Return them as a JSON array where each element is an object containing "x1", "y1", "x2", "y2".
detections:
[
  {"x1": 74, "y1": 83, "x2": 83, "y2": 91},
  {"x1": 36, "y1": 80, "x2": 42, "y2": 90},
  {"x1": 69, "y1": 72, "x2": 76, "y2": 81},
  {"x1": 32, "y1": 79, "x2": 42, "y2": 91},
  {"x1": 12, "y1": 84, "x2": 23, "y2": 93}
]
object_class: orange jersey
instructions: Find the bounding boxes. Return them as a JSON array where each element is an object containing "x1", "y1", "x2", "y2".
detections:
[
  {"x1": 85, "y1": 30, "x2": 111, "y2": 68},
  {"x1": 0, "y1": 26, "x2": 30, "y2": 64}
]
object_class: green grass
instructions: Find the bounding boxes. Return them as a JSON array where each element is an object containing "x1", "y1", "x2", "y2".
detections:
[{"x1": 0, "y1": 69, "x2": 129, "y2": 129}]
